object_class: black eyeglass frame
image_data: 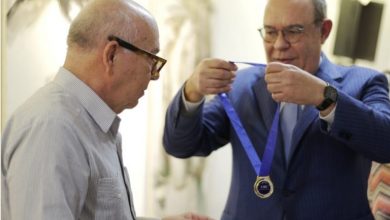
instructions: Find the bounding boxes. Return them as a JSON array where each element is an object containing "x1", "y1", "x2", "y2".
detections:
[{"x1": 108, "y1": 35, "x2": 167, "y2": 80}]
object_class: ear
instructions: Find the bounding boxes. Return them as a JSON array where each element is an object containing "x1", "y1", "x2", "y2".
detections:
[
  {"x1": 320, "y1": 19, "x2": 333, "y2": 44},
  {"x1": 103, "y1": 41, "x2": 118, "y2": 74}
]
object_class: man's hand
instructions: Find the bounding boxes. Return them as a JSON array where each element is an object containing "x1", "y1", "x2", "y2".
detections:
[
  {"x1": 162, "y1": 212, "x2": 215, "y2": 220},
  {"x1": 264, "y1": 62, "x2": 327, "y2": 106},
  {"x1": 184, "y1": 58, "x2": 237, "y2": 102}
]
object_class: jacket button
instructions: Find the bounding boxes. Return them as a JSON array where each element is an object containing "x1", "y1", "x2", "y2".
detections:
[{"x1": 338, "y1": 131, "x2": 352, "y2": 140}]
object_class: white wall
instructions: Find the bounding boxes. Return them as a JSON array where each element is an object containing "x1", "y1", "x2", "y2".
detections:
[
  {"x1": 6, "y1": 2, "x2": 69, "y2": 118},
  {"x1": 1, "y1": 0, "x2": 4, "y2": 130},
  {"x1": 210, "y1": 0, "x2": 266, "y2": 61}
]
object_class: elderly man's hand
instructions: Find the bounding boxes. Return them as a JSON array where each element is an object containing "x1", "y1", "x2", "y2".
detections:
[{"x1": 162, "y1": 212, "x2": 215, "y2": 220}]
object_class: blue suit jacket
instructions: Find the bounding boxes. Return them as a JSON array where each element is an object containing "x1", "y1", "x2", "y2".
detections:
[{"x1": 163, "y1": 55, "x2": 390, "y2": 220}]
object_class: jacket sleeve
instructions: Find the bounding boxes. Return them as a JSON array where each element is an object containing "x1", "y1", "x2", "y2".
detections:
[
  {"x1": 326, "y1": 72, "x2": 390, "y2": 163},
  {"x1": 163, "y1": 85, "x2": 230, "y2": 158}
]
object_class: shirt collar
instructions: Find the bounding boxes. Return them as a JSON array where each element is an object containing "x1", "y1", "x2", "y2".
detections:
[{"x1": 53, "y1": 67, "x2": 120, "y2": 135}]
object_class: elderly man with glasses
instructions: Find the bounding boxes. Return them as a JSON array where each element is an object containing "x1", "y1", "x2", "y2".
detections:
[
  {"x1": 1, "y1": 0, "x2": 214, "y2": 220},
  {"x1": 163, "y1": 0, "x2": 390, "y2": 219}
]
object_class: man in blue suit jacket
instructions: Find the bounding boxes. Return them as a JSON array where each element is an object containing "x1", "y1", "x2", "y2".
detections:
[{"x1": 163, "y1": 0, "x2": 390, "y2": 219}]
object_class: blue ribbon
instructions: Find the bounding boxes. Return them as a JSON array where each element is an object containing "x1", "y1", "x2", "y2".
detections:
[
  {"x1": 230, "y1": 61, "x2": 267, "y2": 67},
  {"x1": 219, "y1": 61, "x2": 280, "y2": 177}
]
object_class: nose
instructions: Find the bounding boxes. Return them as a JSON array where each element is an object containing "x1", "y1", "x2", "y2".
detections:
[{"x1": 273, "y1": 31, "x2": 290, "y2": 50}]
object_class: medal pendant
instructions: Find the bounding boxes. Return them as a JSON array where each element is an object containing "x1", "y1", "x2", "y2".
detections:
[{"x1": 253, "y1": 176, "x2": 274, "y2": 199}]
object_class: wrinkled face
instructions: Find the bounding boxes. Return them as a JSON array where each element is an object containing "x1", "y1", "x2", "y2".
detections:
[
  {"x1": 263, "y1": 0, "x2": 326, "y2": 74},
  {"x1": 109, "y1": 19, "x2": 160, "y2": 113}
]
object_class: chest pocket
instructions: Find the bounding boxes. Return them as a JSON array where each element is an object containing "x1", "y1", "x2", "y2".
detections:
[{"x1": 95, "y1": 177, "x2": 128, "y2": 220}]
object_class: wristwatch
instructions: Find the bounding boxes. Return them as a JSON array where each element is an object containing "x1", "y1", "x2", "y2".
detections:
[{"x1": 316, "y1": 82, "x2": 338, "y2": 111}]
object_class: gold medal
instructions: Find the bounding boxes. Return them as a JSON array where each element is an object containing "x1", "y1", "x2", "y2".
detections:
[{"x1": 253, "y1": 176, "x2": 274, "y2": 199}]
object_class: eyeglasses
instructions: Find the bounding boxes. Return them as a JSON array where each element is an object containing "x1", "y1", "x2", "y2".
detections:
[
  {"x1": 258, "y1": 21, "x2": 321, "y2": 44},
  {"x1": 108, "y1": 35, "x2": 167, "y2": 80}
]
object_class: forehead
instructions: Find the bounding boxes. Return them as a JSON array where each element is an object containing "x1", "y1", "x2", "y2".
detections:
[
  {"x1": 264, "y1": 0, "x2": 315, "y2": 26},
  {"x1": 132, "y1": 17, "x2": 160, "y2": 52}
]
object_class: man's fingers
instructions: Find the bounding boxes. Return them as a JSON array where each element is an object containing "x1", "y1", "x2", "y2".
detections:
[{"x1": 265, "y1": 62, "x2": 288, "y2": 74}]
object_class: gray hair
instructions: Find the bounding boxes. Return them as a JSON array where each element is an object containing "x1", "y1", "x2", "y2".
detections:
[{"x1": 312, "y1": 0, "x2": 327, "y2": 22}]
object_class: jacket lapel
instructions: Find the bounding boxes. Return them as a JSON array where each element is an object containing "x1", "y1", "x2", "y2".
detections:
[
  {"x1": 252, "y1": 78, "x2": 277, "y2": 130},
  {"x1": 287, "y1": 54, "x2": 342, "y2": 164},
  {"x1": 288, "y1": 105, "x2": 317, "y2": 163},
  {"x1": 252, "y1": 77, "x2": 287, "y2": 170}
]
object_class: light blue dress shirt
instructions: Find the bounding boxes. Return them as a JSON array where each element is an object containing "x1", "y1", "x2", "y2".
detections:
[{"x1": 2, "y1": 68, "x2": 136, "y2": 220}]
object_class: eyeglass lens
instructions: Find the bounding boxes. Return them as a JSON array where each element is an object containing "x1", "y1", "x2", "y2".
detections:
[{"x1": 260, "y1": 26, "x2": 304, "y2": 43}]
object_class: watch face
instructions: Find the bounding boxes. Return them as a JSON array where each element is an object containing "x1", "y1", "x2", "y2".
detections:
[
  {"x1": 316, "y1": 85, "x2": 338, "y2": 111},
  {"x1": 325, "y1": 86, "x2": 338, "y2": 101}
]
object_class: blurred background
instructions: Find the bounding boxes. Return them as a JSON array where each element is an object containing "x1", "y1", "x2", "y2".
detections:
[{"x1": 2, "y1": 0, "x2": 390, "y2": 219}]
